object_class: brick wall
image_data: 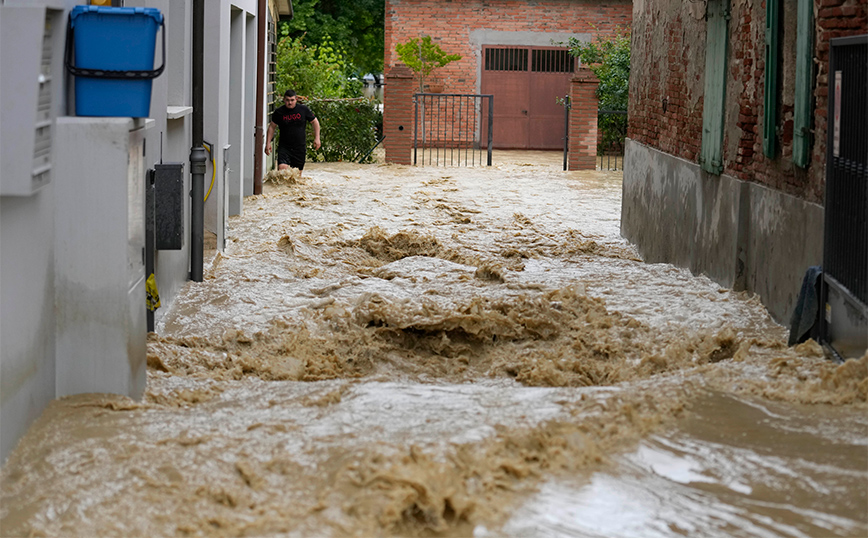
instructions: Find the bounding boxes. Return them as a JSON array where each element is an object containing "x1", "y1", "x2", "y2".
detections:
[
  {"x1": 384, "y1": 64, "x2": 415, "y2": 165},
  {"x1": 385, "y1": 0, "x2": 632, "y2": 95},
  {"x1": 628, "y1": 0, "x2": 868, "y2": 204},
  {"x1": 569, "y1": 69, "x2": 600, "y2": 170}
]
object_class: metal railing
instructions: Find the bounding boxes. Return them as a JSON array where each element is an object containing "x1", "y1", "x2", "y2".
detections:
[
  {"x1": 414, "y1": 93, "x2": 493, "y2": 166},
  {"x1": 597, "y1": 109, "x2": 627, "y2": 171},
  {"x1": 561, "y1": 101, "x2": 627, "y2": 171}
]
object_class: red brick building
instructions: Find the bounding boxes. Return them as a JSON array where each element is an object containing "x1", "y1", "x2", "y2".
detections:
[
  {"x1": 622, "y1": 0, "x2": 867, "y2": 325},
  {"x1": 382, "y1": 0, "x2": 632, "y2": 162}
]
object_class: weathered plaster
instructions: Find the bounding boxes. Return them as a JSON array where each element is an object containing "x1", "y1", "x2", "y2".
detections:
[{"x1": 623, "y1": 138, "x2": 824, "y2": 324}]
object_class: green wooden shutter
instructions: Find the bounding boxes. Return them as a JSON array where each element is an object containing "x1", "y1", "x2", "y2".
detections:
[
  {"x1": 763, "y1": 0, "x2": 780, "y2": 158},
  {"x1": 793, "y1": 0, "x2": 814, "y2": 168},
  {"x1": 700, "y1": 0, "x2": 730, "y2": 175}
]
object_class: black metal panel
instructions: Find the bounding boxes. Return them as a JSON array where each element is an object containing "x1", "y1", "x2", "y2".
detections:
[
  {"x1": 821, "y1": 34, "x2": 868, "y2": 361},
  {"x1": 485, "y1": 47, "x2": 528, "y2": 72},
  {"x1": 154, "y1": 162, "x2": 185, "y2": 250},
  {"x1": 413, "y1": 93, "x2": 493, "y2": 167},
  {"x1": 531, "y1": 49, "x2": 574, "y2": 73},
  {"x1": 824, "y1": 35, "x2": 867, "y2": 305},
  {"x1": 146, "y1": 168, "x2": 156, "y2": 331}
]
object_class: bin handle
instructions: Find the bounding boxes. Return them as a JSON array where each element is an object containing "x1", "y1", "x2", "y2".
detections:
[{"x1": 65, "y1": 16, "x2": 166, "y2": 80}]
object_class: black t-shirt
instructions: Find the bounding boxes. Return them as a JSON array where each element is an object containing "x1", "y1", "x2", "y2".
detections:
[{"x1": 271, "y1": 104, "x2": 316, "y2": 151}]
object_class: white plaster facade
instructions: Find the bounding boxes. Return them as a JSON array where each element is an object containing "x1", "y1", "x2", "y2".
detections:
[{"x1": 0, "y1": 0, "x2": 289, "y2": 462}]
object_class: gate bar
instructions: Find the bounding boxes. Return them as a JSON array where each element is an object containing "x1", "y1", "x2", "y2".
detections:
[{"x1": 413, "y1": 93, "x2": 493, "y2": 167}]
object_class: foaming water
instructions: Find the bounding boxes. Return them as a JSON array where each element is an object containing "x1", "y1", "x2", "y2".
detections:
[{"x1": 2, "y1": 153, "x2": 865, "y2": 537}]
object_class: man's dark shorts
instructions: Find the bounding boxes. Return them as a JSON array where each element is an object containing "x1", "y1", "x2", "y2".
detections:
[{"x1": 277, "y1": 146, "x2": 305, "y2": 170}]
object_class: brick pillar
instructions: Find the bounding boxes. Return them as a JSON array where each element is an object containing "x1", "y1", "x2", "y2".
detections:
[
  {"x1": 384, "y1": 63, "x2": 415, "y2": 165},
  {"x1": 568, "y1": 68, "x2": 600, "y2": 171}
]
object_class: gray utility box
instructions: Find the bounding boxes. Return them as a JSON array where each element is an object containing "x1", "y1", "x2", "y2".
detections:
[
  {"x1": 54, "y1": 117, "x2": 151, "y2": 399},
  {"x1": 154, "y1": 163, "x2": 185, "y2": 250}
]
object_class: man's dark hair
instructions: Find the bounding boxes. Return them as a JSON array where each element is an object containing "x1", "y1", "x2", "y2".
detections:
[{"x1": 284, "y1": 89, "x2": 297, "y2": 98}]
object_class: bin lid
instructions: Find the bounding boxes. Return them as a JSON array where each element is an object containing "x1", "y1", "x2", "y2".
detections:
[{"x1": 70, "y1": 6, "x2": 163, "y2": 28}]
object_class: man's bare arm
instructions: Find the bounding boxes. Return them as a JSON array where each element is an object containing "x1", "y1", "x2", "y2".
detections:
[
  {"x1": 265, "y1": 122, "x2": 277, "y2": 155},
  {"x1": 311, "y1": 118, "x2": 321, "y2": 150}
]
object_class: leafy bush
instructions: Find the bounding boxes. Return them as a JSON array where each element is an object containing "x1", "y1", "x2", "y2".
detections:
[
  {"x1": 305, "y1": 98, "x2": 383, "y2": 163},
  {"x1": 273, "y1": 32, "x2": 380, "y2": 163},
  {"x1": 568, "y1": 29, "x2": 630, "y2": 154}
]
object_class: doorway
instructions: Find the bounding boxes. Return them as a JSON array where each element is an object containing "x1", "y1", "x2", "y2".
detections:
[{"x1": 480, "y1": 46, "x2": 574, "y2": 150}]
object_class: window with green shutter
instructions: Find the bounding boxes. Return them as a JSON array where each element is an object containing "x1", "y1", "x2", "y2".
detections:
[
  {"x1": 793, "y1": 0, "x2": 814, "y2": 168},
  {"x1": 763, "y1": 0, "x2": 780, "y2": 158},
  {"x1": 700, "y1": 0, "x2": 730, "y2": 175}
]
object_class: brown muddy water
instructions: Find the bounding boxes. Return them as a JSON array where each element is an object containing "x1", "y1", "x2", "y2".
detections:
[{"x1": 2, "y1": 152, "x2": 866, "y2": 537}]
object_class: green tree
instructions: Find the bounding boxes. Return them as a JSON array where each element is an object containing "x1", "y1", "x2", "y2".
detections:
[
  {"x1": 395, "y1": 36, "x2": 462, "y2": 92},
  {"x1": 279, "y1": 0, "x2": 384, "y2": 78},
  {"x1": 273, "y1": 33, "x2": 384, "y2": 164},
  {"x1": 275, "y1": 33, "x2": 362, "y2": 100},
  {"x1": 567, "y1": 30, "x2": 630, "y2": 153}
]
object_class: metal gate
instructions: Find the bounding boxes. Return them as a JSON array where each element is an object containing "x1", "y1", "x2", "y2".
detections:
[
  {"x1": 481, "y1": 46, "x2": 574, "y2": 150},
  {"x1": 820, "y1": 34, "x2": 868, "y2": 361},
  {"x1": 414, "y1": 93, "x2": 493, "y2": 166}
]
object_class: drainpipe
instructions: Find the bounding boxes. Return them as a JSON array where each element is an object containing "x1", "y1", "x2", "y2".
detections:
[
  {"x1": 253, "y1": 0, "x2": 266, "y2": 195},
  {"x1": 190, "y1": 0, "x2": 205, "y2": 282}
]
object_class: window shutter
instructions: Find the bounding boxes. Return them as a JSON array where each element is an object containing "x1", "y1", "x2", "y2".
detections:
[
  {"x1": 700, "y1": 0, "x2": 730, "y2": 175},
  {"x1": 763, "y1": 0, "x2": 780, "y2": 158},
  {"x1": 793, "y1": 0, "x2": 814, "y2": 168}
]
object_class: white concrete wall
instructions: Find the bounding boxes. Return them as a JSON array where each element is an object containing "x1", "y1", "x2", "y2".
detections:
[
  {"x1": 228, "y1": 7, "x2": 244, "y2": 216},
  {"x1": 0, "y1": 0, "x2": 69, "y2": 462},
  {"x1": 0, "y1": 191, "x2": 58, "y2": 461},
  {"x1": 152, "y1": 0, "x2": 194, "y2": 325},
  {"x1": 1, "y1": 0, "x2": 273, "y2": 463},
  {"x1": 244, "y1": 12, "x2": 257, "y2": 198},
  {"x1": 204, "y1": 2, "x2": 229, "y2": 248},
  {"x1": 205, "y1": 0, "x2": 258, "y2": 240}
]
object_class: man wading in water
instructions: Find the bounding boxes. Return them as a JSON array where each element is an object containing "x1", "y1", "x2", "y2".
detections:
[{"x1": 265, "y1": 89, "x2": 321, "y2": 175}]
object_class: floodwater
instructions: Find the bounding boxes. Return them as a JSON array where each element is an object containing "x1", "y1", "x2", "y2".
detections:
[{"x1": 2, "y1": 152, "x2": 866, "y2": 538}]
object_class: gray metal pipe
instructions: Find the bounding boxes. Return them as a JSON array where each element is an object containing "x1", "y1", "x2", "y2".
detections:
[
  {"x1": 189, "y1": 146, "x2": 205, "y2": 282},
  {"x1": 192, "y1": 0, "x2": 204, "y2": 146},
  {"x1": 190, "y1": 0, "x2": 205, "y2": 281}
]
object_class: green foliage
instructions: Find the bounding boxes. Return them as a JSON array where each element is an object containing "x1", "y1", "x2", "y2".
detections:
[
  {"x1": 305, "y1": 98, "x2": 383, "y2": 163},
  {"x1": 273, "y1": 33, "x2": 377, "y2": 162},
  {"x1": 568, "y1": 30, "x2": 631, "y2": 153},
  {"x1": 395, "y1": 36, "x2": 462, "y2": 91},
  {"x1": 596, "y1": 110, "x2": 628, "y2": 155},
  {"x1": 279, "y1": 0, "x2": 384, "y2": 78},
  {"x1": 275, "y1": 33, "x2": 362, "y2": 101}
]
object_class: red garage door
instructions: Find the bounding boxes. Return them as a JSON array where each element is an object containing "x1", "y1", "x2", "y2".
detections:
[{"x1": 481, "y1": 46, "x2": 574, "y2": 150}]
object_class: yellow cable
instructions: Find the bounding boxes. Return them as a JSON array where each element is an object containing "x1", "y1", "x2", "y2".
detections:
[{"x1": 203, "y1": 142, "x2": 216, "y2": 202}]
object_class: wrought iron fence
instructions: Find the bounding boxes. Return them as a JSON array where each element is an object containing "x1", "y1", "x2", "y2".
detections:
[
  {"x1": 597, "y1": 109, "x2": 627, "y2": 171},
  {"x1": 561, "y1": 100, "x2": 627, "y2": 171},
  {"x1": 414, "y1": 93, "x2": 493, "y2": 166}
]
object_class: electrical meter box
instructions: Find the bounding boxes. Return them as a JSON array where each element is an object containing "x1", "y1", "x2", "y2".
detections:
[{"x1": 0, "y1": 4, "x2": 64, "y2": 196}]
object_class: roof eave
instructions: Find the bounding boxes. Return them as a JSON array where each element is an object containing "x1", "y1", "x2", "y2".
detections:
[{"x1": 277, "y1": 0, "x2": 292, "y2": 18}]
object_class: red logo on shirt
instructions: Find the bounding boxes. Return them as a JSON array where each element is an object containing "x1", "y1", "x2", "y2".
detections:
[{"x1": 283, "y1": 113, "x2": 302, "y2": 121}]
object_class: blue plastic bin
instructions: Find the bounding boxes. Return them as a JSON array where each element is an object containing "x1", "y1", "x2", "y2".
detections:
[{"x1": 67, "y1": 6, "x2": 164, "y2": 118}]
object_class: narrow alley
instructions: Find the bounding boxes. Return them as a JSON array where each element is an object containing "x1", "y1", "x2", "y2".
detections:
[{"x1": 2, "y1": 154, "x2": 865, "y2": 537}]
